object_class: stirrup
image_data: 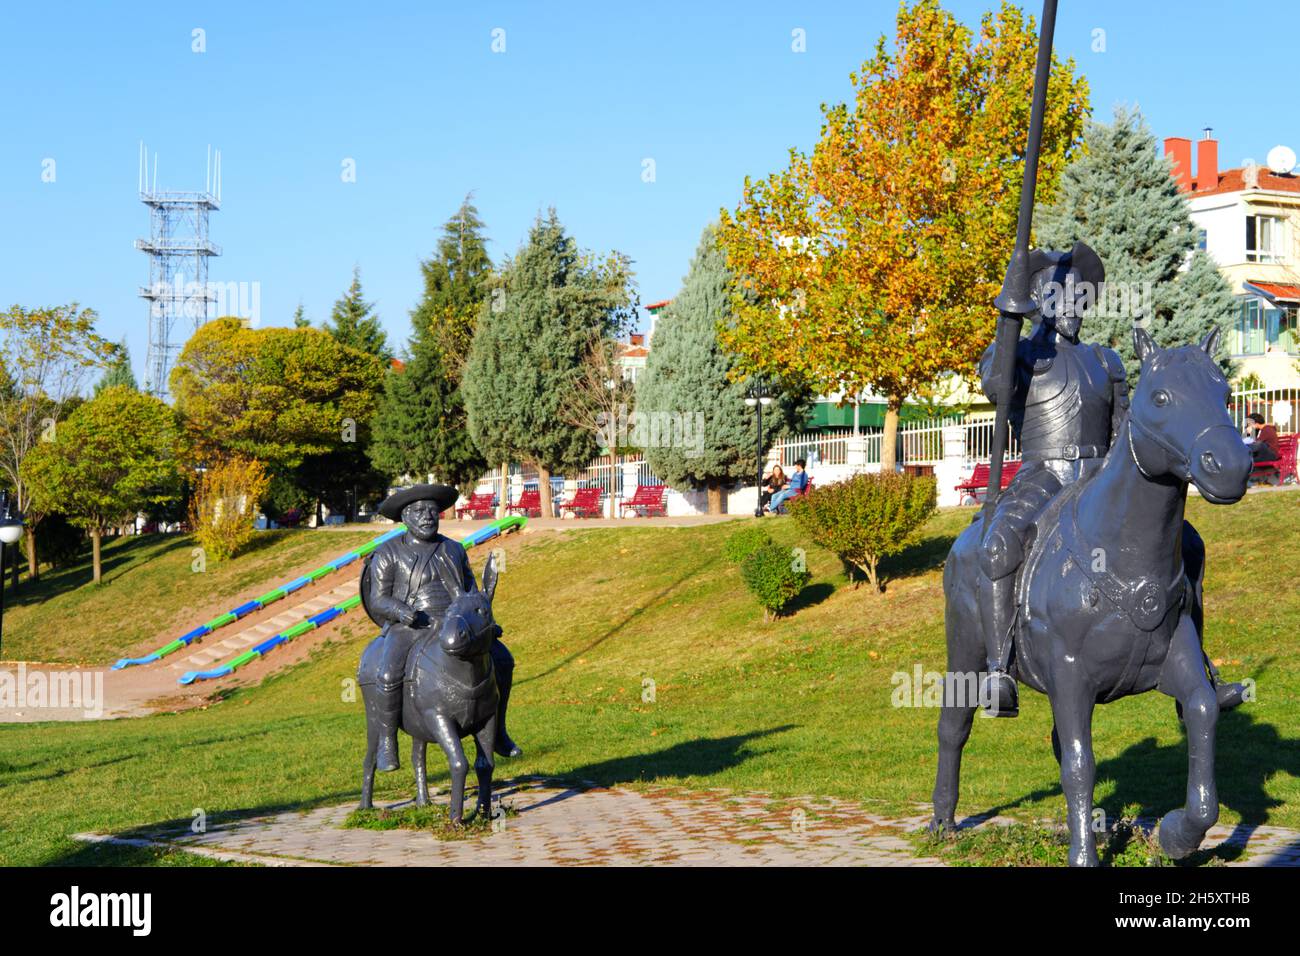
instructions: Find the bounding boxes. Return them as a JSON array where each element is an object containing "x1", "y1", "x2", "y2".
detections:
[{"x1": 980, "y1": 670, "x2": 1019, "y2": 718}]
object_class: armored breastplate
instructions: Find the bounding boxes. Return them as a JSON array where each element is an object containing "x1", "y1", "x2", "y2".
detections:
[{"x1": 1011, "y1": 339, "x2": 1114, "y2": 459}]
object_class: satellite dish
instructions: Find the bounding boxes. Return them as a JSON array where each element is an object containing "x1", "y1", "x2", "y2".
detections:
[{"x1": 1266, "y1": 145, "x2": 1296, "y2": 175}]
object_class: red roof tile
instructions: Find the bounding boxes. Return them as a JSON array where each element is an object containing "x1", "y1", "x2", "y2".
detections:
[
  {"x1": 645, "y1": 299, "x2": 672, "y2": 311},
  {"x1": 1193, "y1": 166, "x2": 1300, "y2": 196},
  {"x1": 1245, "y1": 281, "x2": 1300, "y2": 303}
]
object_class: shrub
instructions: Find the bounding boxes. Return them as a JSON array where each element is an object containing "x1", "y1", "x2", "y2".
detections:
[
  {"x1": 724, "y1": 524, "x2": 771, "y2": 564},
  {"x1": 189, "y1": 457, "x2": 271, "y2": 561},
  {"x1": 739, "y1": 541, "x2": 810, "y2": 621},
  {"x1": 789, "y1": 471, "x2": 936, "y2": 591}
]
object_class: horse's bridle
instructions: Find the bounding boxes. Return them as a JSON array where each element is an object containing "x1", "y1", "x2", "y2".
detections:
[{"x1": 1127, "y1": 403, "x2": 1219, "y2": 482}]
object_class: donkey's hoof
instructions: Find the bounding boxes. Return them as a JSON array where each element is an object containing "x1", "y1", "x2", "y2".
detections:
[
  {"x1": 1158, "y1": 810, "x2": 1199, "y2": 860},
  {"x1": 495, "y1": 734, "x2": 523, "y2": 758},
  {"x1": 927, "y1": 817, "x2": 956, "y2": 836}
]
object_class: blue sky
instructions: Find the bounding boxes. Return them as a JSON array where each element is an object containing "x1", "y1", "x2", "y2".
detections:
[{"x1": 2, "y1": 1, "x2": 1296, "y2": 385}]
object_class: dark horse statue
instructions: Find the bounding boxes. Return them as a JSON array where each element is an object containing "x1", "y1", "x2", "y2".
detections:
[
  {"x1": 358, "y1": 553, "x2": 502, "y2": 824},
  {"x1": 933, "y1": 327, "x2": 1253, "y2": 865}
]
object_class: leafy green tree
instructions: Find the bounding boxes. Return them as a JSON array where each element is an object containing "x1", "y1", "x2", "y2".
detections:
[
  {"x1": 171, "y1": 318, "x2": 384, "y2": 472},
  {"x1": 0, "y1": 303, "x2": 114, "y2": 582},
  {"x1": 325, "y1": 267, "x2": 391, "y2": 362},
  {"x1": 637, "y1": 225, "x2": 805, "y2": 514},
  {"x1": 292, "y1": 303, "x2": 311, "y2": 329},
  {"x1": 22, "y1": 385, "x2": 183, "y2": 584},
  {"x1": 93, "y1": 340, "x2": 138, "y2": 395},
  {"x1": 370, "y1": 198, "x2": 492, "y2": 488},
  {"x1": 463, "y1": 211, "x2": 637, "y2": 516},
  {"x1": 1035, "y1": 105, "x2": 1237, "y2": 380}
]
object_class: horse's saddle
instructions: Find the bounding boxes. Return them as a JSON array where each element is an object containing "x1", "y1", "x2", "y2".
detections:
[{"x1": 1015, "y1": 483, "x2": 1187, "y2": 635}]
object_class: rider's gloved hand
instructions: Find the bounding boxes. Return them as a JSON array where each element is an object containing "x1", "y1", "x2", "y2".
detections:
[{"x1": 396, "y1": 604, "x2": 419, "y2": 626}]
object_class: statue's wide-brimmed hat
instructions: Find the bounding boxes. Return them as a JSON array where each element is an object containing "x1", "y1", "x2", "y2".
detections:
[
  {"x1": 1028, "y1": 240, "x2": 1105, "y2": 311},
  {"x1": 378, "y1": 483, "x2": 459, "y2": 521}
]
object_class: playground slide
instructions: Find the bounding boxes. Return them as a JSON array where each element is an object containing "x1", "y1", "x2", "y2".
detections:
[
  {"x1": 112, "y1": 525, "x2": 407, "y2": 670},
  {"x1": 152, "y1": 515, "x2": 526, "y2": 685}
]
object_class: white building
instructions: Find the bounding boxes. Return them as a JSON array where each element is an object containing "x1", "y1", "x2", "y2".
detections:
[{"x1": 1166, "y1": 131, "x2": 1300, "y2": 388}]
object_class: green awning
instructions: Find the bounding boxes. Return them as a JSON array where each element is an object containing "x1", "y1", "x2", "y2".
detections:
[{"x1": 806, "y1": 401, "x2": 888, "y2": 429}]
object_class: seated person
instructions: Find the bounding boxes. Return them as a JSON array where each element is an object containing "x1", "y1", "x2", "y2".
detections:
[
  {"x1": 769, "y1": 459, "x2": 808, "y2": 514},
  {"x1": 1245, "y1": 413, "x2": 1280, "y2": 463},
  {"x1": 760, "y1": 465, "x2": 786, "y2": 512}
]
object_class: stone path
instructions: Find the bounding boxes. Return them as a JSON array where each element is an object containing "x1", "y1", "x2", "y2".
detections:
[{"x1": 72, "y1": 779, "x2": 1300, "y2": 867}]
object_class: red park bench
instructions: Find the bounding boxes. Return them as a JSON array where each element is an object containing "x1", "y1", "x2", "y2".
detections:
[
  {"x1": 506, "y1": 488, "x2": 542, "y2": 517},
  {"x1": 772, "y1": 478, "x2": 814, "y2": 514},
  {"x1": 455, "y1": 492, "x2": 496, "y2": 520},
  {"x1": 618, "y1": 484, "x2": 668, "y2": 518},
  {"x1": 560, "y1": 486, "x2": 603, "y2": 518},
  {"x1": 955, "y1": 460, "x2": 1022, "y2": 505},
  {"x1": 1251, "y1": 433, "x2": 1297, "y2": 486}
]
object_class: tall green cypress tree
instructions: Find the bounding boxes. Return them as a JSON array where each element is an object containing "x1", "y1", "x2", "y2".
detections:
[
  {"x1": 637, "y1": 225, "x2": 803, "y2": 514},
  {"x1": 94, "y1": 340, "x2": 138, "y2": 395},
  {"x1": 368, "y1": 198, "x2": 492, "y2": 489},
  {"x1": 292, "y1": 302, "x2": 311, "y2": 328},
  {"x1": 325, "y1": 267, "x2": 391, "y2": 362},
  {"x1": 1036, "y1": 105, "x2": 1236, "y2": 380},
  {"x1": 463, "y1": 210, "x2": 635, "y2": 517}
]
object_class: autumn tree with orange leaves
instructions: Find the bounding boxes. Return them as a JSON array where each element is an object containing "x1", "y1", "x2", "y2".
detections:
[{"x1": 718, "y1": 0, "x2": 1089, "y2": 470}]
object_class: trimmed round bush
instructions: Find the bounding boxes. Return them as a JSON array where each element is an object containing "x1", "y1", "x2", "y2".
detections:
[
  {"x1": 724, "y1": 524, "x2": 771, "y2": 565},
  {"x1": 789, "y1": 471, "x2": 936, "y2": 591},
  {"x1": 739, "y1": 541, "x2": 811, "y2": 621}
]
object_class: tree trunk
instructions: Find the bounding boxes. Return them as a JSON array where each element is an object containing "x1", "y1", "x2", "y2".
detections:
[
  {"x1": 91, "y1": 528, "x2": 102, "y2": 585},
  {"x1": 880, "y1": 398, "x2": 902, "y2": 473},
  {"x1": 538, "y1": 464, "x2": 553, "y2": 518},
  {"x1": 706, "y1": 481, "x2": 724, "y2": 515},
  {"x1": 24, "y1": 526, "x2": 38, "y2": 582},
  {"x1": 496, "y1": 462, "x2": 509, "y2": 519}
]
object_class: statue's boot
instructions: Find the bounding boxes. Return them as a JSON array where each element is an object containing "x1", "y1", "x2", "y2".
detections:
[
  {"x1": 1215, "y1": 681, "x2": 1247, "y2": 712},
  {"x1": 494, "y1": 675, "x2": 523, "y2": 759},
  {"x1": 374, "y1": 683, "x2": 403, "y2": 772},
  {"x1": 978, "y1": 575, "x2": 1019, "y2": 718}
]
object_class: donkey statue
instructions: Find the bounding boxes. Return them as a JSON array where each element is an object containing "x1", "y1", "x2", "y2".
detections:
[
  {"x1": 359, "y1": 553, "x2": 502, "y2": 824},
  {"x1": 933, "y1": 328, "x2": 1253, "y2": 865}
]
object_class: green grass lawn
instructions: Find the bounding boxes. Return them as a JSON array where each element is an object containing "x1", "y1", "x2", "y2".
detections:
[{"x1": 2, "y1": 493, "x2": 1298, "y2": 866}]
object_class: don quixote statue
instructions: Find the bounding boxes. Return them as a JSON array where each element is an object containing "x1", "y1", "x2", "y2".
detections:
[
  {"x1": 356, "y1": 483, "x2": 521, "y2": 824},
  {"x1": 931, "y1": 0, "x2": 1252, "y2": 866}
]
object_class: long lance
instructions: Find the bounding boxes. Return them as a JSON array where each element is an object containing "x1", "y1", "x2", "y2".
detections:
[{"x1": 982, "y1": 0, "x2": 1059, "y2": 526}]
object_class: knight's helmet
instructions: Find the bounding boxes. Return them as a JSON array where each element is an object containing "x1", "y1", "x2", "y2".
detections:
[{"x1": 1026, "y1": 240, "x2": 1105, "y2": 339}]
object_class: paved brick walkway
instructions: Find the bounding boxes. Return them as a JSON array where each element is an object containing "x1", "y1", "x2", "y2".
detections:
[{"x1": 73, "y1": 779, "x2": 1300, "y2": 867}]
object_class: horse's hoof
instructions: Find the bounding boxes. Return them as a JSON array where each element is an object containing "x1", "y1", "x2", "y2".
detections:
[
  {"x1": 495, "y1": 735, "x2": 522, "y2": 758},
  {"x1": 1158, "y1": 809, "x2": 1199, "y2": 860}
]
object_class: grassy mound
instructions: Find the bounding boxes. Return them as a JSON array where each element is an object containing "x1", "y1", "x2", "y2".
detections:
[
  {"x1": 3, "y1": 528, "x2": 383, "y2": 664},
  {"x1": 2, "y1": 493, "x2": 1297, "y2": 866}
]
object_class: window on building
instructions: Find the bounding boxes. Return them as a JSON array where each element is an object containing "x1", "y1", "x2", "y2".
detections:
[
  {"x1": 1235, "y1": 299, "x2": 1266, "y2": 354},
  {"x1": 1245, "y1": 214, "x2": 1284, "y2": 263},
  {"x1": 1272, "y1": 305, "x2": 1299, "y2": 354},
  {"x1": 1196, "y1": 228, "x2": 1208, "y2": 252}
]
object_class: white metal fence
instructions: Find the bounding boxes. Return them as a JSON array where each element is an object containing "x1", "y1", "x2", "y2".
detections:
[{"x1": 459, "y1": 383, "x2": 1292, "y2": 512}]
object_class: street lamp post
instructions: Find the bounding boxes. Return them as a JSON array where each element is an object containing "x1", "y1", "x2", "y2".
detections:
[
  {"x1": 0, "y1": 490, "x2": 26, "y2": 661},
  {"x1": 744, "y1": 381, "x2": 775, "y2": 517}
]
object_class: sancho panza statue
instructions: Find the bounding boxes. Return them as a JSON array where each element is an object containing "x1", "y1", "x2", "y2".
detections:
[{"x1": 357, "y1": 483, "x2": 521, "y2": 771}]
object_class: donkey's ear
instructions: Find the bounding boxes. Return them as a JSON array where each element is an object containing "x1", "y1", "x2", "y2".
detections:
[
  {"x1": 1132, "y1": 325, "x2": 1157, "y2": 363},
  {"x1": 1198, "y1": 325, "x2": 1221, "y2": 356},
  {"x1": 481, "y1": 552, "x2": 499, "y2": 603}
]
